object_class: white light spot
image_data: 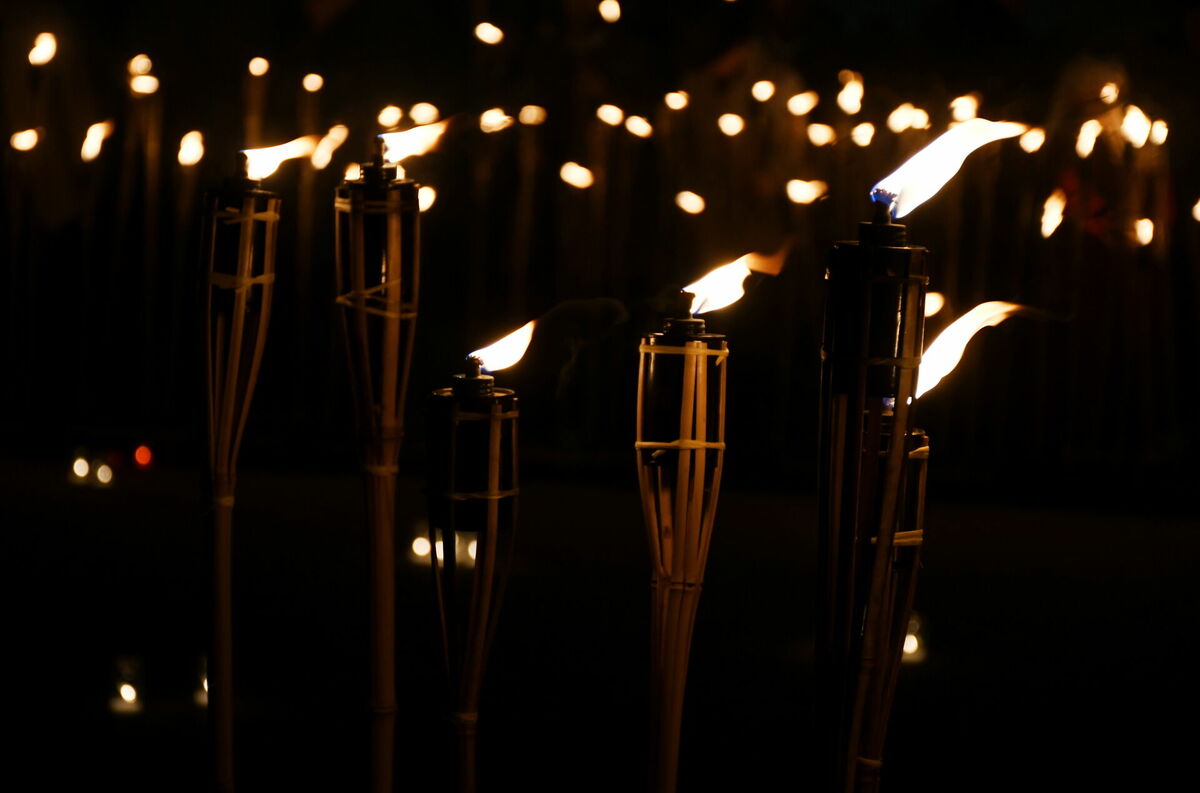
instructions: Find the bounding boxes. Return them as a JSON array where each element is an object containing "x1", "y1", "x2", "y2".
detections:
[{"x1": 675, "y1": 190, "x2": 706, "y2": 214}]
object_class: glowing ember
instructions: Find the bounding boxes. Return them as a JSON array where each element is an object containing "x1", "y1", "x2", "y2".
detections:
[
  {"x1": 1041, "y1": 189, "x2": 1066, "y2": 238},
  {"x1": 807, "y1": 123, "x2": 836, "y2": 146},
  {"x1": 243, "y1": 135, "x2": 320, "y2": 180},
  {"x1": 302, "y1": 73, "x2": 324, "y2": 92},
  {"x1": 28, "y1": 32, "x2": 57, "y2": 66},
  {"x1": 247, "y1": 57, "x2": 269, "y2": 77},
  {"x1": 924, "y1": 292, "x2": 946, "y2": 317},
  {"x1": 836, "y1": 70, "x2": 863, "y2": 115},
  {"x1": 1019, "y1": 127, "x2": 1046, "y2": 153},
  {"x1": 751, "y1": 80, "x2": 776, "y2": 101},
  {"x1": 850, "y1": 122, "x2": 875, "y2": 147},
  {"x1": 596, "y1": 104, "x2": 625, "y2": 126},
  {"x1": 916, "y1": 301, "x2": 1025, "y2": 398},
  {"x1": 379, "y1": 120, "x2": 448, "y2": 164},
  {"x1": 560, "y1": 162, "x2": 594, "y2": 189},
  {"x1": 1133, "y1": 218, "x2": 1154, "y2": 246},
  {"x1": 717, "y1": 113, "x2": 745, "y2": 136},
  {"x1": 475, "y1": 22, "x2": 504, "y2": 44},
  {"x1": 128, "y1": 54, "x2": 152, "y2": 75},
  {"x1": 9, "y1": 129, "x2": 38, "y2": 151},
  {"x1": 950, "y1": 95, "x2": 979, "y2": 123},
  {"x1": 130, "y1": 75, "x2": 159, "y2": 95},
  {"x1": 377, "y1": 105, "x2": 403, "y2": 128},
  {"x1": 1120, "y1": 105, "x2": 1151, "y2": 148},
  {"x1": 598, "y1": 0, "x2": 621, "y2": 22},
  {"x1": 1100, "y1": 82, "x2": 1119, "y2": 104},
  {"x1": 1149, "y1": 120, "x2": 1168, "y2": 145},
  {"x1": 310, "y1": 125, "x2": 349, "y2": 169},
  {"x1": 344, "y1": 163, "x2": 362, "y2": 181},
  {"x1": 786, "y1": 179, "x2": 827, "y2": 204},
  {"x1": 81, "y1": 122, "x2": 115, "y2": 162},
  {"x1": 480, "y1": 108, "x2": 514, "y2": 133},
  {"x1": 418, "y1": 186, "x2": 437, "y2": 212},
  {"x1": 675, "y1": 191, "x2": 706, "y2": 214},
  {"x1": 664, "y1": 91, "x2": 689, "y2": 110},
  {"x1": 683, "y1": 251, "x2": 783, "y2": 315},
  {"x1": 787, "y1": 91, "x2": 818, "y2": 116},
  {"x1": 1075, "y1": 119, "x2": 1102, "y2": 158},
  {"x1": 177, "y1": 131, "x2": 205, "y2": 166},
  {"x1": 470, "y1": 321, "x2": 535, "y2": 372},
  {"x1": 410, "y1": 102, "x2": 440, "y2": 125},
  {"x1": 519, "y1": 105, "x2": 547, "y2": 125},
  {"x1": 872, "y1": 118, "x2": 1027, "y2": 219},
  {"x1": 625, "y1": 116, "x2": 653, "y2": 138}
]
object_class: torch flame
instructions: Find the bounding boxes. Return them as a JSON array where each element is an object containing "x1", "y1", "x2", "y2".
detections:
[
  {"x1": 1133, "y1": 218, "x2": 1153, "y2": 246},
  {"x1": 1076, "y1": 119, "x2": 1102, "y2": 158},
  {"x1": 1019, "y1": 127, "x2": 1045, "y2": 153},
  {"x1": 379, "y1": 120, "x2": 448, "y2": 164},
  {"x1": 470, "y1": 320, "x2": 535, "y2": 372},
  {"x1": 871, "y1": 118, "x2": 1026, "y2": 219},
  {"x1": 243, "y1": 135, "x2": 320, "y2": 180},
  {"x1": 751, "y1": 80, "x2": 776, "y2": 102},
  {"x1": 787, "y1": 91, "x2": 818, "y2": 116},
  {"x1": 683, "y1": 249, "x2": 785, "y2": 315},
  {"x1": 664, "y1": 91, "x2": 689, "y2": 110},
  {"x1": 177, "y1": 130, "x2": 204, "y2": 166},
  {"x1": 310, "y1": 124, "x2": 349, "y2": 169},
  {"x1": 916, "y1": 301, "x2": 1025, "y2": 398},
  {"x1": 950, "y1": 95, "x2": 979, "y2": 123},
  {"x1": 81, "y1": 121, "x2": 115, "y2": 162},
  {"x1": 560, "y1": 162, "x2": 594, "y2": 189},
  {"x1": 28, "y1": 33, "x2": 57, "y2": 66},
  {"x1": 1120, "y1": 105, "x2": 1151, "y2": 148},
  {"x1": 1149, "y1": 120, "x2": 1168, "y2": 145},
  {"x1": 836, "y1": 70, "x2": 863, "y2": 115},
  {"x1": 850, "y1": 122, "x2": 875, "y2": 147},
  {"x1": 1041, "y1": 188, "x2": 1066, "y2": 238}
]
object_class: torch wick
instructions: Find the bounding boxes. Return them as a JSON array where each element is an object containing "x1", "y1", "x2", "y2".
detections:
[{"x1": 467, "y1": 356, "x2": 484, "y2": 378}]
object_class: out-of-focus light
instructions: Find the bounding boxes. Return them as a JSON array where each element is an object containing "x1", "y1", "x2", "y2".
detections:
[
  {"x1": 887, "y1": 103, "x2": 915, "y2": 133},
  {"x1": 1193, "y1": 198, "x2": 1200, "y2": 223},
  {"x1": 1149, "y1": 120, "x2": 1168, "y2": 146},
  {"x1": 717, "y1": 113, "x2": 745, "y2": 136},
  {"x1": 202, "y1": 676, "x2": 208, "y2": 692},
  {"x1": 675, "y1": 190, "x2": 706, "y2": 214},
  {"x1": 128, "y1": 54, "x2": 152, "y2": 75},
  {"x1": 134, "y1": 445, "x2": 153, "y2": 467},
  {"x1": 598, "y1": 0, "x2": 621, "y2": 23},
  {"x1": 377, "y1": 105, "x2": 403, "y2": 128},
  {"x1": 625, "y1": 115, "x2": 652, "y2": 138},
  {"x1": 807, "y1": 123, "x2": 835, "y2": 146},
  {"x1": 310, "y1": 124, "x2": 348, "y2": 169},
  {"x1": 950, "y1": 94, "x2": 979, "y2": 123},
  {"x1": 910, "y1": 108, "x2": 930, "y2": 129},
  {"x1": 96, "y1": 464, "x2": 113, "y2": 485},
  {"x1": 72, "y1": 458, "x2": 90, "y2": 479},
  {"x1": 1100, "y1": 82, "x2": 1119, "y2": 104},
  {"x1": 1134, "y1": 218, "x2": 1154, "y2": 246},
  {"x1": 596, "y1": 104, "x2": 624, "y2": 126},
  {"x1": 10, "y1": 129, "x2": 38, "y2": 151},
  {"x1": 119, "y1": 683, "x2": 138, "y2": 703},
  {"x1": 412, "y1": 537, "x2": 431, "y2": 557},
  {"x1": 664, "y1": 91, "x2": 689, "y2": 110},
  {"x1": 850, "y1": 122, "x2": 875, "y2": 147},
  {"x1": 787, "y1": 91, "x2": 818, "y2": 116},
  {"x1": 475, "y1": 22, "x2": 504, "y2": 44},
  {"x1": 786, "y1": 179, "x2": 827, "y2": 204},
  {"x1": 1041, "y1": 188, "x2": 1066, "y2": 238},
  {"x1": 81, "y1": 121, "x2": 115, "y2": 162},
  {"x1": 130, "y1": 75, "x2": 159, "y2": 95},
  {"x1": 519, "y1": 105, "x2": 547, "y2": 125},
  {"x1": 302, "y1": 73, "x2": 323, "y2": 92},
  {"x1": 418, "y1": 185, "x2": 436, "y2": 212},
  {"x1": 1076, "y1": 119, "x2": 1102, "y2": 158},
  {"x1": 247, "y1": 57, "x2": 269, "y2": 76},
  {"x1": 344, "y1": 163, "x2": 362, "y2": 181},
  {"x1": 1120, "y1": 105, "x2": 1151, "y2": 148},
  {"x1": 467, "y1": 539, "x2": 477, "y2": 560},
  {"x1": 836, "y1": 70, "x2": 863, "y2": 115},
  {"x1": 480, "y1": 107, "x2": 514, "y2": 133},
  {"x1": 410, "y1": 102, "x2": 440, "y2": 125},
  {"x1": 434, "y1": 540, "x2": 445, "y2": 561},
  {"x1": 177, "y1": 131, "x2": 204, "y2": 166},
  {"x1": 925, "y1": 292, "x2": 946, "y2": 317},
  {"x1": 560, "y1": 162, "x2": 594, "y2": 189},
  {"x1": 751, "y1": 80, "x2": 776, "y2": 102},
  {"x1": 28, "y1": 33, "x2": 57, "y2": 66},
  {"x1": 1019, "y1": 127, "x2": 1045, "y2": 153},
  {"x1": 903, "y1": 634, "x2": 919, "y2": 655}
]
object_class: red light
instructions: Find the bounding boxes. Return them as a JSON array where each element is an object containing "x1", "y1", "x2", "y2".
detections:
[{"x1": 134, "y1": 445, "x2": 152, "y2": 467}]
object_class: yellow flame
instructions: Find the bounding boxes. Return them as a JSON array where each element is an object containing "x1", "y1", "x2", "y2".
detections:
[
  {"x1": 596, "y1": 104, "x2": 624, "y2": 126},
  {"x1": 682, "y1": 251, "x2": 781, "y2": 315},
  {"x1": 302, "y1": 73, "x2": 323, "y2": 92},
  {"x1": 836, "y1": 70, "x2": 863, "y2": 115},
  {"x1": 916, "y1": 301, "x2": 1024, "y2": 398},
  {"x1": 1041, "y1": 189, "x2": 1066, "y2": 238},
  {"x1": 598, "y1": 0, "x2": 621, "y2": 22},
  {"x1": 248, "y1": 57, "x2": 269, "y2": 76},
  {"x1": 470, "y1": 320, "x2": 535, "y2": 372},
  {"x1": 1120, "y1": 105, "x2": 1151, "y2": 148},
  {"x1": 560, "y1": 162, "x2": 594, "y2": 188},
  {"x1": 625, "y1": 115, "x2": 653, "y2": 138},
  {"x1": 177, "y1": 130, "x2": 205, "y2": 166},
  {"x1": 924, "y1": 292, "x2": 945, "y2": 317},
  {"x1": 475, "y1": 22, "x2": 504, "y2": 44},
  {"x1": 950, "y1": 95, "x2": 979, "y2": 123},
  {"x1": 130, "y1": 74, "x2": 159, "y2": 95},
  {"x1": 72, "y1": 457, "x2": 89, "y2": 478},
  {"x1": 310, "y1": 124, "x2": 349, "y2": 169},
  {"x1": 379, "y1": 120, "x2": 448, "y2": 164},
  {"x1": 28, "y1": 32, "x2": 57, "y2": 65},
  {"x1": 128, "y1": 54, "x2": 152, "y2": 75},
  {"x1": 1019, "y1": 127, "x2": 1045, "y2": 153},
  {"x1": 9, "y1": 129, "x2": 38, "y2": 151},
  {"x1": 807, "y1": 123, "x2": 836, "y2": 145},
  {"x1": 1134, "y1": 218, "x2": 1153, "y2": 246},
  {"x1": 410, "y1": 102, "x2": 440, "y2": 125},
  {"x1": 1100, "y1": 82, "x2": 1119, "y2": 104},
  {"x1": 418, "y1": 185, "x2": 437, "y2": 212},
  {"x1": 872, "y1": 118, "x2": 1026, "y2": 218},
  {"x1": 81, "y1": 121, "x2": 115, "y2": 162},
  {"x1": 787, "y1": 91, "x2": 818, "y2": 116},
  {"x1": 851, "y1": 122, "x2": 875, "y2": 147},
  {"x1": 717, "y1": 113, "x2": 745, "y2": 136},
  {"x1": 344, "y1": 163, "x2": 362, "y2": 181},
  {"x1": 519, "y1": 105, "x2": 547, "y2": 125},
  {"x1": 1149, "y1": 120, "x2": 1168, "y2": 145},
  {"x1": 675, "y1": 191, "x2": 705, "y2": 214},
  {"x1": 243, "y1": 135, "x2": 320, "y2": 180},
  {"x1": 664, "y1": 91, "x2": 689, "y2": 110},
  {"x1": 751, "y1": 80, "x2": 776, "y2": 101},
  {"x1": 377, "y1": 105, "x2": 403, "y2": 128},
  {"x1": 1076, "y1": 119, "x2": 1102, "y2": 158},
  {"x1": 480, "y1": 107, "x2": 514, "y2": 133},
  {"x1": 786, "y1": 179, "x2": 827, "y2": 204}
]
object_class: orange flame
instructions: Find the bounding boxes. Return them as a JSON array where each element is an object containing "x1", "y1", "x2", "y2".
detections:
[
  {"x1": 470, "y1": 320, "x2": 535, "y2": 372},
  {"x1": 916, "y1": 301, "x2": 1025, "y2": 398},
  {"x1": 378, "y1": 120, "x2": 448, "y2": 164},
  {"x1": 243, "y1": 135, "x2": 320, "y2": 180},
  {"x1": 683, "y1": 248, "x2": 785, "y2": 315}
]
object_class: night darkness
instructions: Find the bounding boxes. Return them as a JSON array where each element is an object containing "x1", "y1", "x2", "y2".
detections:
[{"x1": 3, "y1": 1, "x2": 1199, "y2": 791}]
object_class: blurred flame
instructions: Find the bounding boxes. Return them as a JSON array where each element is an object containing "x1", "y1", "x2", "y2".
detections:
[
  {"x1": 596, "y1": 104, "x2": 625, "y2": 125},
  {"x1": 72, "y1": 457, "x2": 89, "y2": 478},
  {"x1": 916, "y1": 301, "x2": 1024, "y2": 398},
  {"x1": 96, "y1": 464, "x2": 113, "y2": 485},
  {"x1": 598, "y1": 0, "x2": 621, "y2": 22},
  {"x1": 1076, "y1": 119, "x2": 1102, "y2": 158},
  {"x1": 1019, "y1": 127, "x2": 1045, "y2": 153},
  {"x1": 751, "y1": 80, "x2": 776, "y2": 101},
  {"x1": 717, "y1": 113, "x2": 745, "y2": 136},
  {"x1": 664, "y1": 91, "x2": 689, "y2": 110},
  {"x1": 560, "y1": 162, "x2": 594, "y2": 188},
  {"x1": 418, "y1": 185, "x2": 436, "y2": 212},
  {"x1": 480, "y1": 107, "x2": 514, "y2": 132},
  {"x1": 248, "y1": 57, "x2": 269, "y2": 76},
  {"x1": 310, "y1": 124, "x2": 349, "y2": 169},
  {"x1": 302, "y1": 73, "x2": 323, "y2": 92},
  {"x1": 410, "y1": 102, "x2": 440, "y2": 125},
  {"x1": 625, "y1": 115, "x2": 653, "y2": 138},
  {"x1": 1120, "y1": 105, "x2": 1151, "y2": 148},
  {"x1": 1133, "y1": 218, "x2": 1153, "y2": 246},
  {"x1": 836, "y1": 70, "x2": 863, "y2": 114},
  {"x1": 519, "y1": 105, "x2": 547, "y2": 125},
  {"x1": 119, "y1": 683, "x2": 137, "y2": 703},
  {"x1": 850, "y1": 122, "x2": 875, "y2": 147},
  {"x1": 1193, "y1": 198, "x2": 1200, "y2": 222},
  {"x1": 872, "y1": 118, "x2": 1027, "y2": 219},
  {"x1": 786, "y1": 179, "x2": 827, "y2": 204},
  {"x1": 412, "y1": 536, "x2": 431, "y2": 557},
  {"x1": 128, "y1": 54, "x2": 152, "y2": 75},
  {"x1": 1149, "y1": 120, "x2": 1168, "y2": 145},
  {"x1": 344, "y1": 163, "x2": 362, "y2": 181},
  {"x1": 10, "y1": 129, "x2": 38, "y2": 151},
  {"x1": 950, "y1": 95, "x2": 979, "y2": 122},
  {"x1": 1041, "y1": 189, "x2": 1066, "y2": 238},
  {"x1": 683, "y1": 250, "x2": 784, "y2": 315},
  {"x1": 130, "y1": 75, "x2": 159, "y2": 95},
  {"x1": 81, "y1": 121, "x2": 115, "y2": 162},
  {"x1": 379, "y1": 120, "x2": 448, "y2": 164},
  {"x1": 377, "y1": 105, "x2": 403, "y2": 128},
  {"x1": 675, "y1": 191, "x2": 706, "y2": 214},
  {"x1": 28, "y1": 32, "x2": 57, "y2": 65},
  {"x1": 243, "y1": 135, "x2": 319, "y2": 180},
  {"x1": 924, "y1": 292, "x2": 945, "y2": 317},
  {"x1": 1100, "y1": 82, "x2": 1119, "y2": 104},
  {"x1": 886, "y1": 103, "x2": 931, "y2": 133},
  {"x1": 470, "y1": 320, "x2": 535, "y2": 372},
  {"x1": 807, "y1": 123, "x2": 835, "y2": 145},
  {"x1": 474, "y1": 22, "x2": 504, "y2": 44},
  {"x1": 903, "y1": 634, "x2": 919, "y2": 654},
  {"x1": 787, "y1": 91, "x2": 818, "y2": 116},
  {"x1": 177, "y1": 130, "x2": 205, "y2": 166}
]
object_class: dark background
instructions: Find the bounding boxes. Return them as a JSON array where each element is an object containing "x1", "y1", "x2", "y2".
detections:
[{"x1": 3, "y1": 1, "x2": 1198, "y2": 790}]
